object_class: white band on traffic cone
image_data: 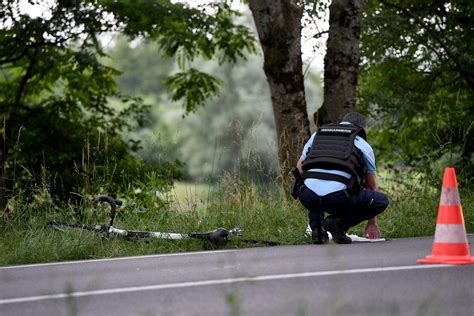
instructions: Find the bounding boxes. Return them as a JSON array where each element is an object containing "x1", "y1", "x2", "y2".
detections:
[{"x1": 434, "y1": 224, "x2": 468, "y2": 243}]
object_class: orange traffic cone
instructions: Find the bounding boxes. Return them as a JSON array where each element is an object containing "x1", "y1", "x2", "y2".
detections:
[{"x1": 417, "y1": 168, "x2": 474, "y2": 264}]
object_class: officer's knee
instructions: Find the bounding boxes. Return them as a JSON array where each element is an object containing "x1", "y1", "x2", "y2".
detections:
[{"x1": 379, "y1": 192, "x2": 389, "y2": 210}]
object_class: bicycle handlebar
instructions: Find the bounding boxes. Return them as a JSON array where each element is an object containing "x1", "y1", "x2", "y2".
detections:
[
  {"x1": 93, "y1": 195, "x2": 122, "y2": 230},
  {"x1": 93, "y1": 195, "x2": 123, "y2": 205}
]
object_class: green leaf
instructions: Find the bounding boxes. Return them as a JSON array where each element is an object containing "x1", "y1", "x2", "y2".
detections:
[{"x1": 164, "y1": 68, "x2": 223, "y2": 114}]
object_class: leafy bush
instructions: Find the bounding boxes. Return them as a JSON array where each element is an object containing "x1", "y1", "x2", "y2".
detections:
[{"x1": 359, "y1": 1, "x2": 474, "y2": 185}]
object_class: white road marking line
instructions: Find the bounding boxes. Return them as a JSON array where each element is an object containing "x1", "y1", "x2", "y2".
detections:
[
  {"x1": 0, "y1": 249, "x2": 241, "y2": 270},
  {"x1": 0, "y1": 264, "x2": 454, "y2": 305}
]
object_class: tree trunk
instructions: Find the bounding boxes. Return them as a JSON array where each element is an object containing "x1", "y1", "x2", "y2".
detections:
[
  {"x1": 0, "y1": 129, "x2": 5, "y2": 211},
  {"x1": 249, "y1": 0, "x2": 310, "y2": 180},
  {"x1": 317, "y1": 0, "x2": 364, "y2": 125}
]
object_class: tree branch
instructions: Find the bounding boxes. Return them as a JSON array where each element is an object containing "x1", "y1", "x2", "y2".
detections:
[
  {"x1": 14, "y1": 49, "x2": 39, "y2": 108},
  {"x1": 380, "y1": 0, "x2": 474, "y2": 90},
  {"x1": 0, "y1": 39, "x2": 72, "y2": 65},
  {"x1": 312, "y1": 30, "x2": 329, "y2": 38}
]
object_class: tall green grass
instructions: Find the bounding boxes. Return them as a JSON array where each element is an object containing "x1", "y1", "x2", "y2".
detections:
[
  {"x1": 376, "y1": 170, "x2": 473, "y2": 238},
  {"x1": 1, "y1": 169, "x2": 473, "y2": 266}
]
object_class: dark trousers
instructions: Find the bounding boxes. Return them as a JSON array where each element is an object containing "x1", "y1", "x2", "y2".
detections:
[{"x1": 299, "y1": 185, "x2": 389, "y2": 232}]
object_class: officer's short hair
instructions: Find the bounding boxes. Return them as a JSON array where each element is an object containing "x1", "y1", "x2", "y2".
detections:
[{"x1": 342, "y1": 112, "x2": 367, "y2": 129}]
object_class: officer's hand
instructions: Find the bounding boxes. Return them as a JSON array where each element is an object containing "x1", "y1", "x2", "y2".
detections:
[{"x1": 364, "y1": 222, "x2": 381, "y2": 239}]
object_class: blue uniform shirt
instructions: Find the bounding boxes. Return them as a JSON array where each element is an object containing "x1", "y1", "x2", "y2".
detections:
[{"x1": 300, "y1": 122, "x2": 376, "y2": 196}]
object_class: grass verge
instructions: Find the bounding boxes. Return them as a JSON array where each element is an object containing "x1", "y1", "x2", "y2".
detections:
[{"x1": 1, "y1": 171, "x2": 473, "y2": 266}]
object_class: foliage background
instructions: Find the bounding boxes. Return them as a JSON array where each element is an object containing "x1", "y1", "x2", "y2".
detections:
[
  {"x1": 359, "y1": 0, "x2": 474, "y2": 185},
  {"x1": 1, "y1": 1, "x2": 473, "y2": 266},
  {"x1": 106, "y1": 32, "x2": 323, "y2": 183}
]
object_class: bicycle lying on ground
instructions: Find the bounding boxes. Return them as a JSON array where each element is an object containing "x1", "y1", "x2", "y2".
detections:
[{"x1": 48, "y1": 195, "x2": 279, "y2": 248}]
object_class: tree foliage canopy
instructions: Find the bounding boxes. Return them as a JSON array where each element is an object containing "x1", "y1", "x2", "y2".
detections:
[
  {"x1": 359, "y1": 0, "x2": 474, "y2": 180},
  {"x1": 0, "y1": 0, "x2": 256, "y2": 200}
]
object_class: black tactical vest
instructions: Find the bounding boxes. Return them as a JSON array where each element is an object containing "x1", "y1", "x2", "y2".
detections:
[{"x1": 301, "y1": 123, "x2": 366, "y2": 192}]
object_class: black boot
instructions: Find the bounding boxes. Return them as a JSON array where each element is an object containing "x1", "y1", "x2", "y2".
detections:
[
  {"x1": 322, "y1": 218, "x2": 352, "y2": 244},
  {"x1": 311, "y1": 227, "x2": 329, "y2": 244}
]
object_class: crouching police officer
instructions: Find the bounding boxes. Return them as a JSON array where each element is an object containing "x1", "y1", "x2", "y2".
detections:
[{"x1": 296, "y1": 112, "x2": 389, "y2": 244}]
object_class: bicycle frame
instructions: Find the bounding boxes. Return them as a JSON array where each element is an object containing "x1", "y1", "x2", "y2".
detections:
[{"x1": 48, "y1": 195, "x2": 278, "y2": 247}]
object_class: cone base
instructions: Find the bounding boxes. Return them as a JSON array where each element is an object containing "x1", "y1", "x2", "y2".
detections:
[{"x1": 417, "y1": 254, "x2": 474, "y2": 265}]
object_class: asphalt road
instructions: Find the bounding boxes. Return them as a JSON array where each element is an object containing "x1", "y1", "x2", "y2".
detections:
[{"x1": 1, "y1": 235, "x2": 474, "y2": 316}]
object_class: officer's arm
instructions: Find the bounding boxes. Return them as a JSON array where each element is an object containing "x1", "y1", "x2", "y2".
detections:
[
  {"x1": 297, "y1": 133, "x2": 316, "y2": 175},
  {"x1": 365, "y1": 173, "x2": 378, "y2": 191},
  {"x1": 365, "y1": 173, "x2": 381, "y2": 238},
  {"x1": 296, "y1": 159, "x2": 304, "y2": 174}
]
